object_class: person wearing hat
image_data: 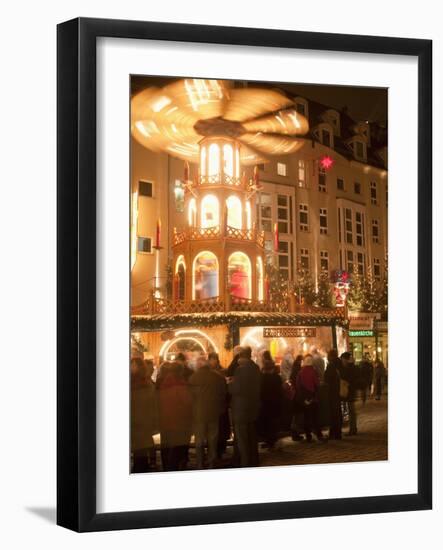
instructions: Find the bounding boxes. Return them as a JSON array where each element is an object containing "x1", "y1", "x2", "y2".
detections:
[{"x1": 296, "y1": 354, "x2": 325, "y2": 442}]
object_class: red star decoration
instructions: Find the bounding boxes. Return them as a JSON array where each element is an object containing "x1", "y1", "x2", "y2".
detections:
[{"x1": 320, "y1": 155, "x2": 334, "y2": 170}]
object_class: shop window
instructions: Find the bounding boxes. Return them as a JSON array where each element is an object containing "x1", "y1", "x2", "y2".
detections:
[
  {"x1": 193, "y1": 251, "x2": 218, "y2": 300},
  {"x1": 228, "y1": 252, "x2": 251, "y2": 299}
]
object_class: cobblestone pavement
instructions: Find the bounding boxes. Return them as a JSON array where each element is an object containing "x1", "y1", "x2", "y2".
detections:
[{"x1": 258, "y1": 395, "x2": 388, "y2": 468}]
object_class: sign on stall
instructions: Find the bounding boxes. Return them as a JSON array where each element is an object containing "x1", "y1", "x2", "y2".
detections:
[{"x1": 263, "y1": 327, "x2": 317, "y2": 338}]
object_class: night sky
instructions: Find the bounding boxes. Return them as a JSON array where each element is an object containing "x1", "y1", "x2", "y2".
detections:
[{"x1": 131, "y1": 76, "x2": 387, "y2": 125}]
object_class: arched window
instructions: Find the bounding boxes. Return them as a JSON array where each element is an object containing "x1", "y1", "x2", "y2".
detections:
[
  {"x1": 208, "y1": 143, "x2": 220, "y2": 177},
  {"x1": 223, "y1": 143, "x2": 234, "y2": 177},
  {"x1": 188, "y1": 197, "x2": 197, "y2": 226},
  {"x1": 245, "y1": 201, "x2": 252, "y2": 230},
  {"x1": 228, "y1": 252, "x2": 251, "y2": 300},
  {"x1": 200, "y1": 146, "x2": 207, "y2": 176},
  {"x1": 201, "y1": 194, "x2": 219, "y2": 228},
  {"x1": 175, "y1": 256, "x2": 186, "y2": 300},
  {"x1": 193, "y1": 251, "x2": 219, "y2": 300},
  {"x1": 226, "y1": 195, "x2": 242, "y2": 229},
  {"x1": 256, "y1": 256, "x2": 264, "y2": 301}
]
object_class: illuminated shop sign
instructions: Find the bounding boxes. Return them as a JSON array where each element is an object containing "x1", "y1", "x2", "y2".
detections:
[
  {"x1": 348, "y1": 330, "x2": 374, "y2": 337},
  {"x1": 263, "y1": 327, "x2": 317, "y2": 338}
]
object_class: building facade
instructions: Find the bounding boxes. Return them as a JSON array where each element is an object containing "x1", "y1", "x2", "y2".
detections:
[{"x1": 130, "y1": 84, "x2": 387, "y2": 365}]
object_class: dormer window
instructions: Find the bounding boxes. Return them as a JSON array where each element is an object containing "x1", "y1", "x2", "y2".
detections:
[
  {"x1": 322, "y1": 128, "x2": 332, "y2": 147},
  {"x1": 323, "y1": 109, "x2": 341, "y2": 136},
  {"x1": 294, "y1": 97, "x2": 309, "y2": 119},
  {"x1": 352, "y1": 139, "x2": 367, "y2": 162}
]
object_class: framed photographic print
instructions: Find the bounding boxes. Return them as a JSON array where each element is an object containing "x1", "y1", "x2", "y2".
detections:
[{"x1": 57, "y1": 17, "x2": 432, "y2": 532}]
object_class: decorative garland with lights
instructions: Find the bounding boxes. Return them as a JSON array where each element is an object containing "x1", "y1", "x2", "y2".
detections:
[{"x1": 131, "y1": 310, "x2": 348, "y2": 333}]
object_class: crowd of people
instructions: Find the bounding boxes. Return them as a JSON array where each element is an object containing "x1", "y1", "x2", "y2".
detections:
[{"x1": 131, "y1": 346, "x2": 387, "y2": 473}]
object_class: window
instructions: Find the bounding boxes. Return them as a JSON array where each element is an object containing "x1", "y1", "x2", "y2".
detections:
[
  {"x1": 370, "y1": 181, "x2": 378, "y2": 205},
  {"x1": 226, "y1": 195, "x2": 242, "y2": 229},
  {"x1": 374, "y1": 258, "x2": 381, "y2": 280},
  {"x1": 208, "y1": 143, "x2": 220, "y2": 177},
  {"x1": 320, "y1": 250, "x2": 329, "y2": 272},
  {"x1": 137, "y1": 236, "x2": 152, "y2": 254},
  {"x1": 228, "y1": 252, "x2": 251, "y2": 299},
  {"x1": 139, "y1": 180, "x2": 153, "y2": 197},
  {"x1": 278, "y1": 241, "x2": 290, "y2": 278},
  {"x1": 345, "y1": 208, "x2": 353, "y2": 244},
  {"x1": 338, "y1": 207, "x2": 342, "y2": 243},
  {"x1": 300, "y1": 248, "x2": 309, "y2": 270},
  {"x1": 322, "y1": 128, "x2": 331, "y2": 147},
  {"x1": 200, "y1": 146, "x2": 206, "y2": 176},
  {"x1": 264, "y1": 239, "x2": 273, "y2": 260},
  {"x1": 223, "y1": 144, "x2": 234, "y2": 177},
  {"x1": 355, "y1": 141, "x2": 365, "y2": 159},
  {"x1": 299, "y1": 204, "x2": 309, "y2": 232},
  {"x1": 277, "y1": 194, "x2": 289, "y2": 234},
  {"x1": 372, "y1": 219, "x2": 379, "y2": 243},
  {"x1": 201, "y1": 194, "x2": 219, "y2": 228},
  {"x1": 319, "y1": 168, "x2": 327, "y2": 192},
  {"x1": 188, "y1": 197, "x2": 197, "y2": 226},
  {"x1": 245, "y1": 201, "x2": 252, "y2": 230},
  {"x1": 193, "y1": 251, "x2": 218, "y2": 300},
  {"x1": 320, "y1": 208, "x2": 328, "y2": 235},
  {"x1": 356, "y1": 212, "x2": 365, "y2": 246},
  {"x1": 296, "y1": 102, "x2": 306, "y2": 116},
  {"x1": 256, "y1": 256, "x2": 264, "y2": 300},
  {"x1": 354, "y1": 181, "x2": 361, "y2": 194},
  {"x1": 298, "y1": 160, "x2": 306, "y2": 188},
  {"x1": 337, "y1": 178, "x2": 345, "y2": 191},
  {"x1": 357, "y1": 252, "x2": 365, "y2": 275},
  {"x1": 259, "y1": 193, "x2": 272, "y2": 232},
  {"x1": 347, "y1": 250, "x2": 354, "y2": 273},
  {"x1": 175, "y1": 256, "x2": 186, "y2": 300},
  {"x1": 277, "y1": 162, "x2": 287, "y2": 176}
]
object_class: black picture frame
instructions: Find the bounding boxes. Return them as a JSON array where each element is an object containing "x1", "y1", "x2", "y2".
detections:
[{"x1": 57, "y1": 17, "x2": 432, "y2": 532}]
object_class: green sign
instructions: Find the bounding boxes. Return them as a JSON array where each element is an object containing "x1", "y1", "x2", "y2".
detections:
[{"x1": 349, "y1": 330, "x2": 374, "y2": 337}]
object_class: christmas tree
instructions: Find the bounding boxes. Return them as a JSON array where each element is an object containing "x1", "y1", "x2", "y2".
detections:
[
  {"x1": 296, "y1": 268, "x2": 316, "y2": 305},
  {"x1": 316, "y1": 269, "x2": 334, "y2": 308},
  {"x1": 347, "y1": 267, "x2": 366, "y2": 311}
]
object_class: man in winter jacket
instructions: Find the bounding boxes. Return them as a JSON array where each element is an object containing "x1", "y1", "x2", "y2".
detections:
[
  {"x1": 228, "y1": 348, "x2": 262, "y2": 467},
  {"x1": 189, "y1": 356, "x2": 227, "y2": 469}
]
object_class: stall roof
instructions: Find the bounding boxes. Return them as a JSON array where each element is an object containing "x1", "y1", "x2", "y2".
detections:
[{"x1": 131, "y1": 310, "x2": 348, "y2": 332}]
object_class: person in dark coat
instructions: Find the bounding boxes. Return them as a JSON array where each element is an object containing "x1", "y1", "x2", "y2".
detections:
[
  {"x1": 228, "y1": 348, "x2": 262, "y2": 467},
  {"x1": 258, "y1": 358, "x2": 283, "y2": 449},
  {"x1": 296, "y1": 355, "x2": 325, "y2": 442},
  {"x1": 225, "y1": 345, "x2": 244, "y2": 377},
  {"x1": 131, "y1": 358, "x2": 159, "y2": 472},
  {"x1": 189, "y1": 356, "x2": 227, "y2": 469},
  {"x1": 208, "y1": 352, "x2": 231, "y2": 457},
  {"x1": 157, "y1": 362, "x2": 193, "y2": 471},
  {"x1": 324, "y1": 349, "x2": 342, "y2": 440},
  {"x1": 374, "y1": 360, "x2": 386, "y2": 400},
  {"x1": 289, "y1": 355, "x2": 304, "y2": 441},
  {"x1": 359, "y1": 354, "x2": 374, "y2": 403},
  {"x1": 339, "y1": 352, "x2": 358, "y2": 435}
]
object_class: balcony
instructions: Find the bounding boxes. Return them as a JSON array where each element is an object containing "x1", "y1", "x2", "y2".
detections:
[{"x1": 173, "y1": 225, "x2": 264, "y2": 247}]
